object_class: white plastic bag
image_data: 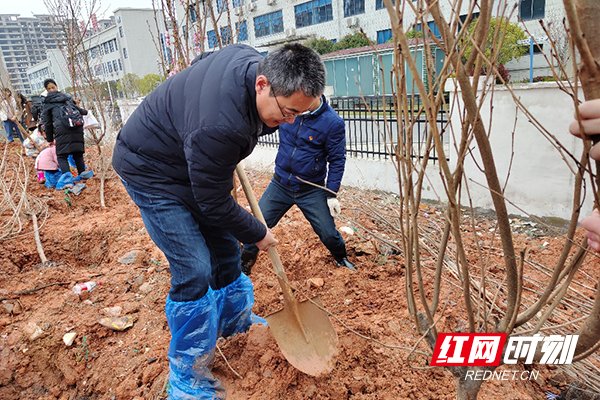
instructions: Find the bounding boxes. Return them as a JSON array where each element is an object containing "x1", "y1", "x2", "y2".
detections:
[{"x1": 83, "y1": 112, "x2": 100, "y2": 129}]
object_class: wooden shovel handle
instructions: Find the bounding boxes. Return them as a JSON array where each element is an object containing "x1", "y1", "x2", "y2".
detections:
[
  {"x1": 235, "y1": 163, "x2": 298, "y2": 305},
  {"x1": 15, "y1": 122, "x2": 41, "y2": 152}
]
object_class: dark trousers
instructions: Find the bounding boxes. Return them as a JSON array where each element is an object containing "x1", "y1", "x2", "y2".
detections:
[
  {"x1": 57, "y1": 152, "x2": 85, "y2": 175},
  {"x1": 243, "y1": 177, "x2": 347, "y2": 259}
]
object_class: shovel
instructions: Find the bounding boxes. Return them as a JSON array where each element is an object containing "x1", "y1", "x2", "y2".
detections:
[{"x1": 236, "y1": 163, "x2": 338, "y2": 376}]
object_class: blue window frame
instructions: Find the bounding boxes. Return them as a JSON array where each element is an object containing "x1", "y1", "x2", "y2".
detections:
[
  {"x1": 375, "y1": 0, "x2": 393, "y2": 10},
  {"x1": 343, "y1": 0, "x2": 364, "y2": 17},
  {"x1": 295, "y1": 0, "x2": 333, "y2": 28},
  {"x1": 189, "y1": 6, "x2": 198, "y2": 22},
  {"x1": 236, "y1": 21, "x2": 248, "y2": 42},
  {"x1": 220, "y1": 26, "x2": 232, "y2": 45},
  {"x1": 415, "y1": 21, "x2": 441, "y2": 39},
  {"x1": 233, "y1": 0, "x2": 243, "y2": 7},
  {"x1": 207, "y1": 30, "x2": 218, "y2": 48},
  {"x1": 520, "y1": 0, "x2": 545, "y2": 20},
  {"x1": 254, "y1": 11, "x2": 284, "y2": 38},
  {"x1": 377, "y1": 29, "x2": 392, "y2": 44}
]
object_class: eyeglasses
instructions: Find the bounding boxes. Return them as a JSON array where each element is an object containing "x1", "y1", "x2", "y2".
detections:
[{"x1": 273, "y1": 94, "x2": 312, "y2": 119}]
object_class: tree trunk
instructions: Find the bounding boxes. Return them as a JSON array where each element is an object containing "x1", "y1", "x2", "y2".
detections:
[{"x1": 453, "y1": 367, "x2": 487, "y2": 400}]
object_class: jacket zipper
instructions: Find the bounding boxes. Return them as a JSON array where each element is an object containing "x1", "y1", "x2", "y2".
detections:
[{"x1": 288, "y1": 118, "x2": 304, "y2": 184}]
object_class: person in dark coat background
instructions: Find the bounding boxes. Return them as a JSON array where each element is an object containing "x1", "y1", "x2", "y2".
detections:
[
  {"x1": 112, "y1": 43, "x2": 326, "y2": 399},
  {"x1": 41, "y1": 79, "x2": 93, "y2": 189},
  {"x1": 241, "y1": 94, "x2": 356, "y2": 274}
]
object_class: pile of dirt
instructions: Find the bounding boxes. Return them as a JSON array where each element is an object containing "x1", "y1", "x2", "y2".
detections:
[{"x1": 0, "y1": 146, "x2": 586, "y2": 399}]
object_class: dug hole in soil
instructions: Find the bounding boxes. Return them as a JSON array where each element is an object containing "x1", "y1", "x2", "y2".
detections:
[{"x1": 0, "y1": 146, "x2": 577, "y2": 399}]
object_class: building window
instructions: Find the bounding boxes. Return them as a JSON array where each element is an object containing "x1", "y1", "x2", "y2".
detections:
[
  {"x1": 109, "y1": 41, "x2": 115, "y2": 52},
  {"x1": 123, "y1": 47, "x2": 128, "y2": 58},
  {"x1": 220, "y1": 26, "x2": 232, "y2": 45},
  {"x1": 118, "y1": 59, "x2": 122, "y2": 70},
  {"x1": 520, "y1": 0, "x2": 545, "y2": 20},
  {"x1": 295, "y1": 0, "x2": 333, "y2": 28},
  {"x1": 233, "y1": 0, "x2": 243, "y2": 7},
  {"x1": 375, "y1": 0, "x2": 393, "y2": 10},
  {"x1": 217, "y1": 0, "x2": 226, "y2": 13},
  {"x1": 103, "y1": 42, "x2": 109, "y2": 53},
  {"x1": 114, "y1": 39, "x2": 118, "y2": 50},
  {"x1": 207, "y1": 30, "x2": 218, "y2": 48},
  {"x1": 377, "y1": 29, "x2": 392, "y2": 44},
  {"x1": 459, "y1": 12, "x2": 480, "y2": 28},
  {"x1": 119, "y1": 26, "x2": 123, "y2": 37},
  {"x1": 107, "y1": 62, "x2": 113, "y2": 73},
  {"x1": 236, "y1": 21, "x2": 248, "y2": 41},
  {"x1": 414, "y1": 21, "x2": 441, "y2": 39},
  {"x1": 113, "y1": 60, "x2": 118, "y2": 71},
  {"x1": 343, "y1": 0, "x2": 364, "y2": 17},
  {"x1": 254, "y1": 11, "x2": 284, "y2": 38},
  {"x1": 189, "y1": 5, "x2": 198, "y2": 23}
]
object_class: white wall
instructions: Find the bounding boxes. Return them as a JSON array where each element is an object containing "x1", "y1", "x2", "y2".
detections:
[{"x1": 447, "y1": 81, "x2": 589, "y2": 220}]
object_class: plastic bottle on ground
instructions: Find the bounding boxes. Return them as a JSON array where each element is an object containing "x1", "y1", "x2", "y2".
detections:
[{"x1": 72, "y1": 281, "x2": 101, "y2": 295}]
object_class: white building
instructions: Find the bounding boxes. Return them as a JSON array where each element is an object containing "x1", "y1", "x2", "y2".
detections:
[
  {"x1": 25, "y1": 8, "x2": 166, "y2": 94},
  {"x1": 26, "y1": 49, "x2": 70, "y2": 94},
  {"x1": 171, "y1": 0, "x2": 566, "y2": 85},
  {"x1": 0, "y1": 14, "x2": 64, "y2": 95}
]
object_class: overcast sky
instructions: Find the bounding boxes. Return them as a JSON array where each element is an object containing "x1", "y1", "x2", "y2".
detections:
[{"x1": 1, "y1": 0, "x2": 158, "y2": 19}]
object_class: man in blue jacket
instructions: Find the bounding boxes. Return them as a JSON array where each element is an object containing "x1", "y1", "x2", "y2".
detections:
[
  {"x1": 241, "y1": 94, "x2": 356, "y2": 274},
  {"x1": 112, "y1": 43, "x2": 325, "y2": 399}
]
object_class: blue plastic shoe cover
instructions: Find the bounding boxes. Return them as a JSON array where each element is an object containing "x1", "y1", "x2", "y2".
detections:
[
  {"x1": 79, "y1": 170, "x2": 93, "y2": 179},
  {"x1": 74, "y1": 170, "x2": 93, "y2": 182},
  {"x1": 165, "y1": 290, "x2": 226, "y2": 400},
  {"x1": 55, "y1": 172, "x2": 74, "y2": 190},
  {"x1": 217, "y1": 273, "x2": 267, "y2": 339},
  {"x1": 44, "y1": 171, "x2": 62, "y2": 189}
]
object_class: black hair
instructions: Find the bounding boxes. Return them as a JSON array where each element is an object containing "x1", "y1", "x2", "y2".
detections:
[
  {"x1": 257, "y1": 43, "x2": 325, "y2": 98},
  {"x1": 43, "y1": 78, "x2": 57, "y2": 89}
]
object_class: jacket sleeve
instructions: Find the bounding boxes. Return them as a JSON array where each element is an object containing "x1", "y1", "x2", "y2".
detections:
[
  {"x1": 42, "y1": 104, "x2": 54, "y2": 143},
  {"x1": 76, "y1": 105, "x2": 88, "y2": 116},
  {"x1": 325, "y1": 117, "x2": 347, "y2": 194},
  {"x1": 183, "y1": 126, "x2": 267, "y2": 244}
]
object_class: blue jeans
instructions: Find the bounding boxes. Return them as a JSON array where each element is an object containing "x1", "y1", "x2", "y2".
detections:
[
  {"x1": 243, "y1": 177, "x2": 346, "y2": 259},
  {"x1": 3, "y1": 120, "x2": 23, "y2": 142},
  {"x1": 121, "y1": 179, "x2": 241, "y2": 302}
]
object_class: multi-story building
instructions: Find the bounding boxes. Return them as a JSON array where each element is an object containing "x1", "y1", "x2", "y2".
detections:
[
  {"x1": 172, "y1": 0, "x2": 567, "y2": 88},
  {"x1": 82, "y1": 8, "x2": 165, "y2": 85},
  {"x1": 27, "y1": 48, "x2": 70, "y2": 94},
  {"x1": 25, "y1": 8, "x2": 166, "y2": 95},
  {"x1": 0, "y1": 14, "x2": 64, "y2": 95}
]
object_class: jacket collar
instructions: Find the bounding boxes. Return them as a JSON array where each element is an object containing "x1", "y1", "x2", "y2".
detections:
[{"x1": 303, "y1": 94, "x2": 328, "y2": 120}]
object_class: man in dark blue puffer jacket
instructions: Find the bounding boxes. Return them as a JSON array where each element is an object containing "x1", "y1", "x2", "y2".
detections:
[
  {"x1": 241, "y1": 94, "x2": 355, "y2": 274},
  {"x1": 112, "y1": 43, "x2": 325, "y2": 399}
]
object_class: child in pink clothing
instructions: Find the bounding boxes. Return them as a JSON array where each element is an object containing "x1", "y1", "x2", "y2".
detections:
[{"x1": 34, "y1": 146, "x2": 59, "y2": 185}]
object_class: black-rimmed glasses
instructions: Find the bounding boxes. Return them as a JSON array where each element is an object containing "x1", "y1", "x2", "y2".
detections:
[{"x1": 273, "y1": 94, "x2": 312, "y2": 119}]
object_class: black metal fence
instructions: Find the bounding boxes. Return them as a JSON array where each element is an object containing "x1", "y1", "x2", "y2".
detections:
[{"x1": 258, "y1": 95, "x2": 449, "y2": 163}]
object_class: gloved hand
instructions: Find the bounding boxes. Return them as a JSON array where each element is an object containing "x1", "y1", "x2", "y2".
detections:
[{"x1": 327, "y1": 197, "x2": 341, "y2": 218}]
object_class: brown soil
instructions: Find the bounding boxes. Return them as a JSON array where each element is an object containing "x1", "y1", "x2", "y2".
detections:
[{"x1": 0, "y1": 145, "x2": 588, "y2": 400}]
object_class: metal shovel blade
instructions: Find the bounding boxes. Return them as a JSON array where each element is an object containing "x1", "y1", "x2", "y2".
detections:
[
  {"x1": 265, "y1": 295, "x2": 338, "y2": 376},
  {"x1": 235, "y1": 163, "x2": 339, "y2": 377}
]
